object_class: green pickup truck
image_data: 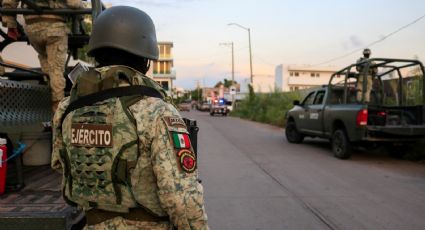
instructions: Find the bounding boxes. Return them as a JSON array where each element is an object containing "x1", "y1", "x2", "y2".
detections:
[{"x1": 285, "y1": 58, "x2": 425, "y2": 159}]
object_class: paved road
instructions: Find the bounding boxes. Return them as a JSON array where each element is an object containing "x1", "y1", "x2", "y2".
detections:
[{"x1": 181, "y1": 110, "x2": 425, "y2": 230}]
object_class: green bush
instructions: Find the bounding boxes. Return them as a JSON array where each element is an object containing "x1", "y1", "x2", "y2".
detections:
[{"x1": 231, "y1": 90, "x2": 303, "y2": 127}]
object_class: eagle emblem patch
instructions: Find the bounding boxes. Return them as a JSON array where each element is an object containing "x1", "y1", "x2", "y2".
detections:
[{"x1": 176, "y1": 149, "x2": 196, "y2": 173}]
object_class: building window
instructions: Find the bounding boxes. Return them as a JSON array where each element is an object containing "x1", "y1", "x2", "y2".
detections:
[
  {"x1": 164, "y1": 45, "x2": 171, "y2": 58},
  {"x1": 295, "y1": 72, "x2": 299, "y2": 77},
  {"x1": 311, "y1": 73, "x2": 315, "y2": 77},
  {"x1": 295, "y1": 86, "x2": 299, "y2": 90},
  {"x1": 152, "y1": 61, "x2": 158, "y2": 74},
  {"x1": 290, "y1": 72, "x2": 293, "y2": 77},
  {"x1": 152, "y1": 61, "x2": 172, "y2": 74},
  {"x1": 159, "y1": 45, "x2": 165, "y2": 58},
  {"x1": 316, "y1": 73, "x2": 320, "y2": 77}
]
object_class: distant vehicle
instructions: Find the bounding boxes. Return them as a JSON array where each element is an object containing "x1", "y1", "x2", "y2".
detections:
[
  {"x1": 225, "y1": 101, "x2": 233, "y2": 112},
  {"x1": 197, "y1": 101, "x2": 210, "y2": 112},
  {"x1": 178, "y1": 100, "x2": 191, "y2": 111},
  {"x1": 210, "y1": 98, "x2": 229, "y2": 116},
  {"x1": 285, "y1": 58, "x2": 425, "y2": 159}
]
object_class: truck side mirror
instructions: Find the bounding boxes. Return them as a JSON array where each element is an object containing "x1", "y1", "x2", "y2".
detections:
[{"x1": 293, "y1": 100, "x2": 300, "y2": 106}]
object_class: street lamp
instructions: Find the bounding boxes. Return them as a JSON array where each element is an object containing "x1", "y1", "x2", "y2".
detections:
[
  {"x1": 228, "y1": 23, "x2": 253, "y2": 85},
  {"x1": 220, "y1": 42, "x2": 235, "y2": 103}
]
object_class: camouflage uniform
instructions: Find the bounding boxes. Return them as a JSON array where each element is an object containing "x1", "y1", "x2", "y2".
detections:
[
  {"x1": 1, "y1": 0, "x2": 83, "y2": 104},
  {"x1": 52, "y1": 65, "x2": 209, "y2": 230},
  {"x1": 356, "y1": 57, "x2": 377, "y2": 103},
  {"x1": 0, "y1": 55, "x2": 5, "y2": 75}
]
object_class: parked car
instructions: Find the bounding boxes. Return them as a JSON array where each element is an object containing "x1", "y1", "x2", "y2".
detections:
[
  {"x1": 178, "y1": 100, "x2": 191, "y2": 111},
  {"x1": 197, "y1": 101, "x2": 211, "y2": 111},
  {"x1": 285, "y1": 58, "x2": 425, "y2": 159}
]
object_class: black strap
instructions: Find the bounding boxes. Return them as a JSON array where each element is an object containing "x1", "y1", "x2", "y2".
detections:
[{"x1": 61, "y1": 85, "x2": 163, "y2": 126}]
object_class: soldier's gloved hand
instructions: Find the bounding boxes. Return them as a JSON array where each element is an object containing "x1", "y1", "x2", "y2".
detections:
[{"x1": 7, "y1": 28, "x2": 20, "y2": 41}]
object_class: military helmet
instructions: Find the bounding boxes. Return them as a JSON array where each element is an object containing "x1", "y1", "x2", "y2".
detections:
[
  {"x1": 88, "y1": 6, "x2": 159, "y2": 60},
  {"x1": 363, "y1": 48, "x2": 371, "y2": 57}
]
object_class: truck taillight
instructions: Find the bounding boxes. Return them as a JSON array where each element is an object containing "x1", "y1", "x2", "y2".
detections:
[{"x1": 356, "y1": 109, "x2": 368, "y2": 126}]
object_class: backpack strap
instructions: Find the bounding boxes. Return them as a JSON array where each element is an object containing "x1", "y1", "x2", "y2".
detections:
[{"x1": 60, "y1": 85, "x2": 164, "y2": 127}]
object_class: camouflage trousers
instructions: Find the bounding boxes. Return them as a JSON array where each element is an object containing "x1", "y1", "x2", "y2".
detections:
[
  {"x1": 84, "y1": 216, "x2": 173, "y2": 230},
  {"x1": 356, "y1": 74, "x2": 373, "y2": 103},
  {"x1": 25, "y1": 21, "x2": 68, "y2": 102}
]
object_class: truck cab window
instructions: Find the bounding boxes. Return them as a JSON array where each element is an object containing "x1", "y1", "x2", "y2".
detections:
[
  {"x1": 302, "y1": 92, "x2": 315, "y2": 106},
  {"x1": 313, "y1": 91, "x2": 325, "y2": 105}
]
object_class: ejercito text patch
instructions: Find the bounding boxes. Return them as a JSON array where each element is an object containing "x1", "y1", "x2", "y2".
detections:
[{"x1": 71, "y1": 123, "x2": 113, "y2": 148}]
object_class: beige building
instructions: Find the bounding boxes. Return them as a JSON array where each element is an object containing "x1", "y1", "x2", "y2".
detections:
[
  {"x1": 147, "y1": 42, "x2": 176, "y2": 96},
  {"x1": 275, "y1": 64, "x2": 339, "y2": 92}
]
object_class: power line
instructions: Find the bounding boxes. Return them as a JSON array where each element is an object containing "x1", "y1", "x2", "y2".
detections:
[{"x1": 314, "y1": 13, "x2": 425, "y2": 66}]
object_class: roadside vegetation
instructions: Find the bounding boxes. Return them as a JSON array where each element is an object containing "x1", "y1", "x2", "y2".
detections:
[{"x1": 231, "y1": 85, "x2": 305, "y2": 127}]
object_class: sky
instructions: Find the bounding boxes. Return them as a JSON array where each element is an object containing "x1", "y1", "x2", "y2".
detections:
[{"x1": 104, "y1": 0, "x2": 425, "y2": 89}]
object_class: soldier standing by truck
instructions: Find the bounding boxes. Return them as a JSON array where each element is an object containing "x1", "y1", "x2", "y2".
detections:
[
  {"x1": 356, "y1": 48, "x2": 378, "y2": 103},
  {"x1": 1, "y1": 0, "x2": 83, "y2": 112}
]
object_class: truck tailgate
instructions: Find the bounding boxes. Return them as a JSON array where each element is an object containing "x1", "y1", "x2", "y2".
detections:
[{"x1": 0, "y1": 165, "x2": 83, "y2": 230}]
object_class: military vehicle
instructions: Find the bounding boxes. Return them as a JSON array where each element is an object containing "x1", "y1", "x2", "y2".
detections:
[
  {"x1": 0, "y1": 1, "x2": 104, "y2": 229},
  {"x1": 285, "y1": 58, "x2": 425, "y2": 159}
]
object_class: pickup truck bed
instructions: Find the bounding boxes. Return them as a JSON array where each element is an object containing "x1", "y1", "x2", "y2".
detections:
[{"x1": 0, "y1": 164, "x2": 83, "y2": 230}]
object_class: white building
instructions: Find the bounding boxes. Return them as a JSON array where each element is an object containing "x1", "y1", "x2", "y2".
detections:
[{"x1": 275, "y1": 64, "x2": 339, "y2": 92}]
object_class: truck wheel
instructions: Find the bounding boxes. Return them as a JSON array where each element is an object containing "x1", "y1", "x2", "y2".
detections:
[
  {"x1": 285, "y1": 121, "x2": 304, "y2": 143},
  {"x1": 332, "y1": 129, "x2": 351, "y2": 159}
]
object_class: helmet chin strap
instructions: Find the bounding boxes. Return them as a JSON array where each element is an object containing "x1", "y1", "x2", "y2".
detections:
[{"x1": 146, "y1": 60, "x2": 151, "y2": 71}]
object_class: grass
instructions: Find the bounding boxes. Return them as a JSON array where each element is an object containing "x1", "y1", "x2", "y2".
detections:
[{"x1": 231, "y1": 90, "x2": 304, "y2": 127}]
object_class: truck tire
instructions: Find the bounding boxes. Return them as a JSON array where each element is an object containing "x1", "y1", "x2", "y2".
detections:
[
  {"x1": 332, "y1": 129, "x2": 351, "y2": 159},
  {"x1": 285, "y1": 121, "x2": 304, "y2": 143}
]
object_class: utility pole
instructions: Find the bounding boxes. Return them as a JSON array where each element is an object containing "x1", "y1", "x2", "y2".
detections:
[
  {"x1": 228, "y1": 23, "x2": 253, "y2": 85},
  {"x1": 247, "y1": 28, "x2": 253, "y2": 85}
]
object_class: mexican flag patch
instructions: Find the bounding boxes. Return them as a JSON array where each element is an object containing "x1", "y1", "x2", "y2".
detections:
[{"x1": 172, "y1": 133, "x2": 191, "y2": 149}]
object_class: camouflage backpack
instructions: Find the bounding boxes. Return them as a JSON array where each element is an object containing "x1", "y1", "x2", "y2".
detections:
[{"x1": 59, "y1": 66, "x2": 165, "y2": 212}]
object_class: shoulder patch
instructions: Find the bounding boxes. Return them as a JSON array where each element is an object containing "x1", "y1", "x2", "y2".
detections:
[
  {"x1": 163, "y1": 116, "x2": 186, "y2": 128},
  {"x1": 177, "y1": 149, "x2": 197, "y2": 173},
  {"x1": 171, "y1": 132, "x2": 191, "y2": 149}
]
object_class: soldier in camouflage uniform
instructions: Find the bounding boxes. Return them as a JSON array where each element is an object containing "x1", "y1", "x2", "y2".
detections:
[
  {"x1": 356, "y1": 48, "x2": 377, "y2": 103},
  {"x1": 51, "y1": 6, "x2": 209, "y2": 230},
  {"x1": 1, "y1": 0, "x2": 83, "y2": 111}
]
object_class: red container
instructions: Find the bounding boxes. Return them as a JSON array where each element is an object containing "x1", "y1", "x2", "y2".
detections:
[{"x1": 0, "y1": 138, "x2": 7, "y2": 195}]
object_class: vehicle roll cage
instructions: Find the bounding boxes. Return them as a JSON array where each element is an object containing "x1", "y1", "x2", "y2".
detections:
[
  {"x1": 328, "y1": 58, "x2": 425, "y2": 105},
  {"x1": 0, "y1": 0, "x2": 105, "y2": 78}
]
